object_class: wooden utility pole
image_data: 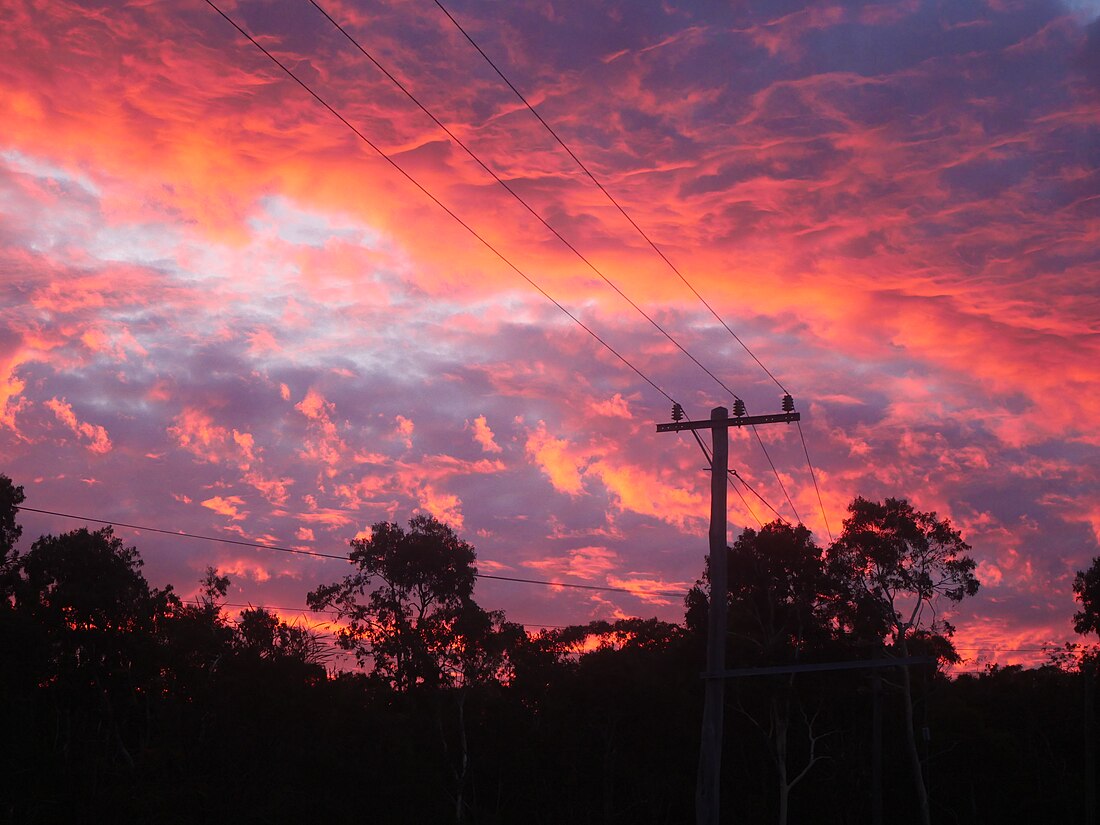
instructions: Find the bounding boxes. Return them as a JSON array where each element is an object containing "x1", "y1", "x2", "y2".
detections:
[
  {"x1": 657, "y1": 401, "x2": 800, "y2": 825},
  {"x1": 699, "y1": 406, "x2": 728, "y2": 825}
]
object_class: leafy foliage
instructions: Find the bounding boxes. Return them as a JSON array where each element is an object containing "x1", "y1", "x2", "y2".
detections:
[
  {"x1": 308, "y1": 514, "x2": 488, "y2": 690},
  {"x1": 0, "y1": 473, "x2": 23, "y2": 561},
  {"x1": 826, "y1": 496, "x2": 979, "y2": 654},
  {"x1": 1073, "y1": 556, "x2": 1100, "y2": 638},
  {"x1": 5, "y1": 475, "x2": 1095, "y2": 825}
]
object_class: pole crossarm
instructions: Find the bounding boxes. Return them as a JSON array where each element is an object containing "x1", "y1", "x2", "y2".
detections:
[
  {"x1": 706, "y1": 656, "x2": 936, "y2": 680},
  {"x1": 656, "y1": 411, "x2": 800, "y2": 432}
]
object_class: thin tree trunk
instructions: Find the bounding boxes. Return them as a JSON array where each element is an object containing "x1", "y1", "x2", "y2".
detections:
[
  {"x1": 1085, "y1": 661, "x2": 1096, "y2": 825},
  {"x1": 454, "y1": 691, "x2": 469, "y2": 824},
  {"x1": 898, "y1": 647, "x2": 931, "y2": 825},
  {"x1": 872, "y1": 671, "x2": 883, "y2": 825},
  {"x1": 774, "y1": 696, "x2": 790, "y2": 825}
]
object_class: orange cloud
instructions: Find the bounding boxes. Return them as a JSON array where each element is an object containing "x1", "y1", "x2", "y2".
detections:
[
  {"x1": 201, "y1": 495, "x2": 248, "y2": 520},
  {"x1": 45, "y1": 397, "x2": 112, "y2": 453},
  {"x1": 588, "y1": 460, "x2": 705, "y2": 532},
  {"x1": 469, "y1": 414, "x2": 502, "y2": 453},
  {"x1": 524, "y1": 546, "x2": 619, "y2": 580},
  {"x1": 606, "y1": 575, "x2": 690, "y2": 607},
  {"x1": 394, "y1": 415, "x2": 414, "y2": 449},
  {"x1": 295, "y1": 388, "x2": 347, "y2": 474},
  {"x1": 169, "y1": 407, "x2": 257, "y2": 468},
  {"x1": 416, "y1": 485, "x2": 464, "y2": 529},
  {"x1": 0, "y1": 353, "x2": 28, "y2": 433},
  {"x1": 525, "y1": 421, "x2": 588, "y2": 496}
]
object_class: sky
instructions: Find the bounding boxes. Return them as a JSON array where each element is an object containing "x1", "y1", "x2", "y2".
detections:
[{"x1": 2, "y1": 0, "x2": 1099, "y2": 669}]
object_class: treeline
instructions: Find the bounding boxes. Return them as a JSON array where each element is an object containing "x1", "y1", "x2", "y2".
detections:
[{"x1": 1, "y1": 474, "x2": 1097, "y2": 824}]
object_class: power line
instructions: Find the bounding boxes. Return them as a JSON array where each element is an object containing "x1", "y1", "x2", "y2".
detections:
[
  {"x1": 478, "y1": 571, "x2": 680, "y2": 597},
  {"x1": 430, "y1": 0, "x2": 829, "y2": 532},
  {"x1": 317, "y1": 0, "x2": 805, "y2": 526},
  {"x1": 202, "y1": 0, "x2": 675, "y2": 407},
  {"x1": 728, "y1": 469, "x2": 790, "y2": 525},
  {"x1": 430, "y1": 0, "x2": 789, "y2": 395},
  {"x1": 797, "y1": 420, "x2": 832, "y2": 541},
  {"x1": 20, "y1": 505, "x2": 350, "y2": 561},
  {"x1": 214, "y1": 0, "x2": 822, "y2": 535},
  {"x1": 305, "y1": 0, "x2": 746, "y2": 409},
  {"x1": 15, "y1": 504, "x2": 686, "y2": 598},
  {"x1": 748, "y1": 422, "x2": 801, "y2": 523},
  {"x1": 685, "y1": 425, "x2": 786, "y2": 528},
  {"x1": 308, "y1": 0, "x2": 807, "y2": 529},
  {"x1": 207, "y1": 0, "x2": 813, "y2": 540},
  {"x1": 688, "y1": 428, "x2": 764, "y2": 528}
]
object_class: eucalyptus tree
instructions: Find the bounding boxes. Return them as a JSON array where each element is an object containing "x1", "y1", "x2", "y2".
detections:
[
  {"x1": 1074, "y1": 556, "x2": 1100, "y2": 640},
  {"x1": 826, "y1": 497, "x2": 979, "y2": 825},
  {"x1": 308, "y1": 514, "x2": 520, "y2": 822},
  {"x1": 1073, "y1": 555, "x2": 1100, "y2": 824},
  {"x1": 687, "y1": 521, "x2": 840, "y2": 825}
]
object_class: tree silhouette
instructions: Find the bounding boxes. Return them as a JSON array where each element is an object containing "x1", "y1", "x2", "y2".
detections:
[
  {"x1": 1075, "y1": 556, "x2": 1100, "y2": 639},
  {"x1": 826, "y1": 497, "x2": 979, "y2": 825},
  {"x1": 308, "y1": 514, "x2": 479, "y2": 690},
  {"x1": 687, "y1": 521, "x2": 839, "y2": 825},
  {"x1": 308, "y1": 514, "x2": 520, "y2": 821},
  {"x1": 0, "y1": 473, "x2": 23, "y2": 562},
  {"x1": 1073, "y1": 555, "x2": 1100, "y2": 824},
  {"x1": 3, "y1": 522, "x2": 178, "y2": 813}
]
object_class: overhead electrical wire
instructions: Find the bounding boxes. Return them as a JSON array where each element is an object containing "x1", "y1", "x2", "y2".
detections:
[
  {"x1": 729, "y1": 468, "x2": 790, "y2": 525},
  {"x1": 204, "y1": 0, "x2": 812, "y2": 539},
  {"x1": 428, "y1": 0, "x2": 828, "y2": 531},
  {"x1": 430, "y1": 0, "x2": 788, "y2": 395},
  {"x1": 202, "y1": 0, "x2": 675, "y2": 409},
  {"x1": 797, "y1": 420, "x2": 832, "y2": 540},
  {"x1": 687, "y1": 428, "x2": 764, "y2": 528},
  {"x1": 15, "y1": 504, "x2": 686, "y2": 598},
  {"x1": 304, "y1": 0, "x2": 747, "y2": 413},
  {"x1": 303, "y1": 0, "x2": 804, "y2": 525},
  {"x1": 205, "y1": 0, "x2": 816, "y2": 533}
]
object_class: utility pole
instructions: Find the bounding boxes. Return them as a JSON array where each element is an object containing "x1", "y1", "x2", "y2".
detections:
[
  {"x1": 699, "y1": 406, "x2": 728, "y2": 825},
  {"x1": 657, "y1": 399, "x2": 800, "y2": 825}
]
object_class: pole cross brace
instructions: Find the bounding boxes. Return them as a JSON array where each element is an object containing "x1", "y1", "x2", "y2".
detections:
[{"x1": 656, "y1": 411, "x2": 799, "y2": 432}]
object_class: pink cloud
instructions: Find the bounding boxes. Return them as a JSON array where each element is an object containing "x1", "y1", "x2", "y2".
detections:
[
  {"x1": 524, "y1": 546, "x2": 620, "y2": 580},
  {"x1": 469, "y1": 414, "x2": 503, "y2": 453},
  {"x1": 45, "y1": 397, "x2": 112, "y2": 454},
  {"x1": 416, "y1": 485, "x2": 464, "y2": 530},
  {"x1": 394, "y1": 414, "x2": 414, "y2": 449},
  {"x1": 295, "y1": 388, "x2": 347, "y2": 474},
  {"x1": 0, "y1": 353, "x2": 28, "y2": 433},
  {"x1": 169, "y1": 407, "x2": 256, "y2": 468},
  {"x1": 588, "y1": 393, "x2": 631, "y2": 418},
  {"x1": 0, "y1": 0, "x2": 1095, "y2": 664},
  {"x1": 606, "y1": 575, "x2": 691, "y2": 607},
  {"x1": 201, "y1": 495, "x2": 248, "y2": 521},
  {"x1": 525, "y1": 421, "x2": 588, "y2": 496}
]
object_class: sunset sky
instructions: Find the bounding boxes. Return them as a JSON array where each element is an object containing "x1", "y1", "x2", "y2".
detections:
[{"x1": 3, "y1": 0, "x2": 1099, "y2": 668}]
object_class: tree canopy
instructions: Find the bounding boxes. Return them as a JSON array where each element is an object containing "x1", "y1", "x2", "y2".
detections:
[
  {"x1": 826, "y1": 496, "x2": 979, "y2": 656},
  {"x1": 1074, "y1": 555, "x2": 1100, "y2": 639},
  {"x1": 10, "y1": 473, "x2": 1100, "y2": 825},
  {"x1": 308, "y1": 513, "x2": 489, "y2": 690}
]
